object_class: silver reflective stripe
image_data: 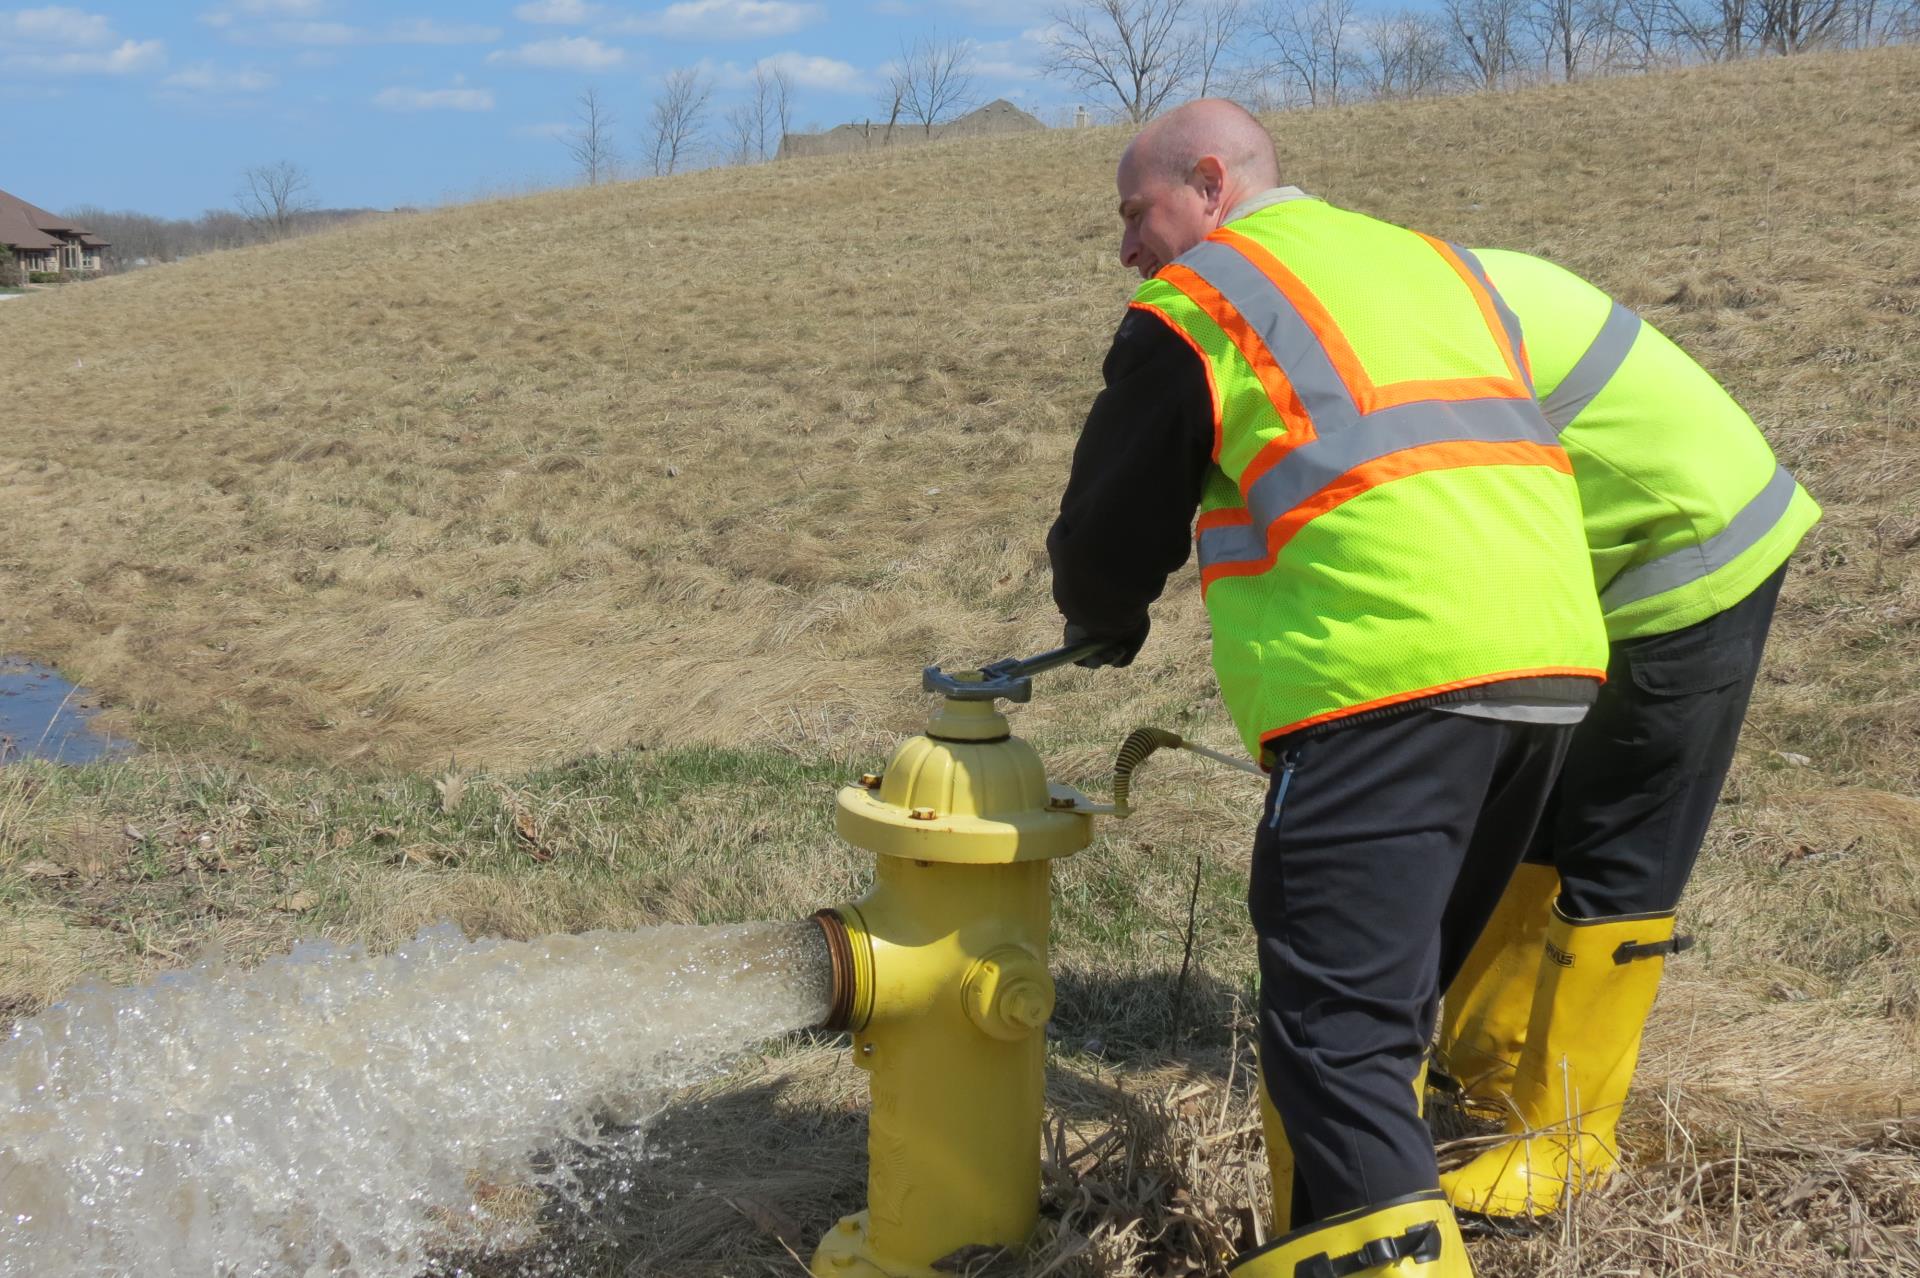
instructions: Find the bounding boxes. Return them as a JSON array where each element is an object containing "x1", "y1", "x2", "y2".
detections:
[
  {"x1": 1541, "y1": 302, "x2": 1641, "y2": 432},
  {"x1": 1177, "y1": 238, "x2": 1361, "y2": 429},
  {"x1": 1452, "y1": 245, "x2": 1532, "y2": 395},
  {"x1": 1196, "y1": 396, "x2": 1553, "y2": 569},
  {"x1": 1179, "y1": 235, "x2": 1562, "y2": 573},
  {"x1": 1599, "y1": 465, "x2": 1798, "y2": 611}
]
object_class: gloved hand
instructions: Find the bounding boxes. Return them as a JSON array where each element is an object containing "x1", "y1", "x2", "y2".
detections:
[{"x1": 1064, "y1": 617, "x2": 1151, "y2": 669}]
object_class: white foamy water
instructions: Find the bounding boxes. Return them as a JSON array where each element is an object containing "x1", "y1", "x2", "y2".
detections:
[{"x1": 0, "y1": 920, "x2": 831, "y2": 1277}]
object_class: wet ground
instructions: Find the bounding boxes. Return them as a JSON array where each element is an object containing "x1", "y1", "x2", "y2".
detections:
[{"x1": 0, "y1": 658, "x2": 135, "y2": 764}]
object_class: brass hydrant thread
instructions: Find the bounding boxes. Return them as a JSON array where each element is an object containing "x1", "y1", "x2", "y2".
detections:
[{"x1": 811, "y1": 910, "x2": 857, "y2": 1032}]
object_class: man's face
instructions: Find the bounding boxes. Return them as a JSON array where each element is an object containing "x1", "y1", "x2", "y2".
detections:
[{"x1": 1116, "y1": 153, "x2": 1216, "y2": 280}]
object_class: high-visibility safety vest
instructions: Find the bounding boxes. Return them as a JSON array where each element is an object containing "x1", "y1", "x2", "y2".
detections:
[
  {"x1": 1476, "y1": 250, "x2": 1821, "y2": 641},
  {"x1": 1132, "y1": 198, "x2": 1609, "y2": 758}
]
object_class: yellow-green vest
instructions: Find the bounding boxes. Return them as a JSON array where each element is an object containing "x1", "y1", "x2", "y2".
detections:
[
  {"x1": 1477, "y1": 250, "x2": 1821, "y2": 640},
  {"x1": 1133, "y1": 199, "x2": 1608, "y2": 758}
]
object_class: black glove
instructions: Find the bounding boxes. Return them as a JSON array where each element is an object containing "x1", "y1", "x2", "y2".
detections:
[{"x1": 1063, "y1": 617, "x2": 1151, "y2": 669}]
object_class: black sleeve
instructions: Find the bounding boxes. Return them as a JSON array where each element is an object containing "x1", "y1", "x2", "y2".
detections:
[{"x1": 1046, "y1": 306, "x2": 1216, "y2": 642}]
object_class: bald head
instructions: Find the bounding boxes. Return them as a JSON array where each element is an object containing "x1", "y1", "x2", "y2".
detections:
[
  {"x1": 1121, "y1": 99, "x2": 1280, "y2": 193},
  {"x1": 1114, "y1": 99, "x2": 1280, "y2": 279}
]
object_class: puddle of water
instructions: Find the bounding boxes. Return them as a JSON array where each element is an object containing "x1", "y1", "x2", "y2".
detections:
[{"x1": 0, "y1": 658, "x2": 135, "y2": 765}]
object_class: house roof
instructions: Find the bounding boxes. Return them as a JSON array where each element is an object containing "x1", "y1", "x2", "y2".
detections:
[{"x1": 0, "y1": 187, "x2": 108, "y2": 251}]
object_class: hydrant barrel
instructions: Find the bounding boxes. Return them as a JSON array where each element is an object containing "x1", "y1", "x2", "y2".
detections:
[{"x1": 810, "y1": 696, "x2": 1093, "y2": 1278}]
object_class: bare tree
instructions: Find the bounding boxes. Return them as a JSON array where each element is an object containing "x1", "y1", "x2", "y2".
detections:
[
  {"x1": 234, "y1": 161, "x2": 314, "y2": 239},
  {"x1": 1666, "y1": 0, "x2": 1754, "y2": 59},
  {"x1": 747, "y1": 64, "x2": 776, "y2": 161},
  {"x1": 1257, "y1": 0, "x2": 1360, "y2": 106},
  {"x1": 1596, "y1": 0, "x2": 1670, "y2": 70},
  {"x1": 1442, "y1": 0, "x2": 1530, "y2": 87},
  {"x1": 723, "y1": 103, "x2": 761, "y2": 165},
  {"x1": 1527, "y1": 0, "x2": 1607, "y2": 77},
  {"x1": 1196, "y1": 0, "x2": 1250, "y2": 94},
  {"x1": 1362, "y1": 9, "x2": 1457, "y2": 96},
  {"x1": 647, "y1": 68, "x2": 711, "y2": 176},
  {"x1": 769, "y1": 66, "x2": 795, "y2": 157},
  {"x1": 896, "y1": 31, "x2": 977, "y2": 136},
  {"x1": 1753, "y1": 0, "x2": 1848, "y2": 49},
  {"x1": 1045, "y1": 0, "x2": 1199, "y2": 123},
  {"x1": 565, "y1": 87, "x2": 619, "y2": 186},
  {"x1": 877, "y1": 66, "x2": 909, "y2": 144}
]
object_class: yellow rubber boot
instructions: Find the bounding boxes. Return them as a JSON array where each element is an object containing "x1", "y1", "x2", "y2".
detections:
[
  {"x1": 1229, "y1": 1191, "x2": 1473, "y2": 1277},
  {"x1": 1257, "y1": 1077, "x2": 1299, "y2": 1235},
  {"x1": 1260, "y1": 1054, "x2": 1430, "y2": 1235},
  {"x1": 1441, "y1": 907, "x2": 1683, "y2": 1218},
  {"x1": 1436, "y1": 864, "x2": 1558, "y2": 1109}
]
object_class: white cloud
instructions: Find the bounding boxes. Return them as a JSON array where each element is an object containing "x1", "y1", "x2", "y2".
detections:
[
  {"x1": 383, "y1": 18, "x2": 502, "y2": 44},
  {"x1": 487, "y1": 35, "x2": 625, "y2": 69},
  {"x1": 4, "y1": 36, "x2": 163, "y2": 73},
  {"x1": 163, "y1": 62, "x2": 275, "y2": 91},
  {"x1": 512, "y1": 120, "x2": 572, "y2": 139},
  {"x1": 973, "y1": 57, "x2": 1042, "y2": 83},
  {"x1": 611, "y1": 0, "x2": 822, "y2": 39},
  {"x1": 512, "y1": 0, "x2": 599, "y2": 21},
  {"x1": 224, "y1": 18, "x2": 497, "y2": 46},
  {"x1": 374, "y1": 85, "x2": 495, "y2": 111},
  {"x1": 699, "y1": 50, "x2": 865, "y2": 94},
  {"x1": 266, "y1": 19, "x2": 358, "y2": 43},
  {"x1": 0, "y1": 6, "x2": 113, "y2": 44},
  {"x1": 756, "y1": 50, "x2": 864, "y2": 92},
  {"x1": 196, "y1": 0, "x2": 322, "y2": 25},
  {"x1": 966, "y1": 34, "x2": 1048, "y2": 84},
  {"x1": 948, "y1": 0, "x2": 1049, "y2": 23}
]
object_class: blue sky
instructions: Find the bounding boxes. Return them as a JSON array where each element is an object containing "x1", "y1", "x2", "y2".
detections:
[{"x1": 1, "y1": 1, "x2": 1067, "y2": 217}]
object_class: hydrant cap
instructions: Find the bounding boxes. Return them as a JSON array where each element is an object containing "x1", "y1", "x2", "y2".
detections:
[{"x1": 834, "y1": 697, "x2": 1092, "y2": 863}]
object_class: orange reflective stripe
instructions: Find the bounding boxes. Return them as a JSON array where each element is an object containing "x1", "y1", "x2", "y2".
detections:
[
  {"x1": 1199, "y1": 439, "x2": 1573, "y2": 594},
  {"x1": 1129, "y1": 299, "x2": 1224, "y2": 462},
  {"x1": 1213, "y1": 226, "x2": 1532, "y2": 413},
  {"x1": 1197, "y1": 505, "x2": 1253, "y2": 535},
  {"x1": 1211, "y1": 227, "x2": 1370, "y2": 398},
  {"x1": 1258, "y1": 665, "x2": 1608, "y2": 742},
  {"x1": 1157, "y1": 261, "x2": 1316, "y2": 443},
  {"x1": 1417, "y1": 232, "x2": 1530, "y2": 387}
]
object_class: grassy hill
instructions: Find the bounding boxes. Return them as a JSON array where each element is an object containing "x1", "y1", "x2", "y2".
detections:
[{"x1": 2, "y1": 46, "x2": 1917, "y2": 1277}]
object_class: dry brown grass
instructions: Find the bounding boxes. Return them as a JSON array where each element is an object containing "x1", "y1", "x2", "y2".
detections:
[{"x1": 2, "y1": 44, "x2": 1918, "y2": 1278}]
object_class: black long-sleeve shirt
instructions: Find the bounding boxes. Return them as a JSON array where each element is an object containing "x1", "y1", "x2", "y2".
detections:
[{"x1": 1046, "y1": 306, "x2": 1213, "y2": 641}]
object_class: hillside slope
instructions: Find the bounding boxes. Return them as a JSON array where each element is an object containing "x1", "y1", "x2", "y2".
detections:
[{"x1": 1, "y1": 47, "x2": 1913, "y2": 777}]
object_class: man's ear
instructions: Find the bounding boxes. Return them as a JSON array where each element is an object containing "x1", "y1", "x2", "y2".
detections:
[{"x1": 1190, "y1": 155, "x2": 1227, "y2": 213}]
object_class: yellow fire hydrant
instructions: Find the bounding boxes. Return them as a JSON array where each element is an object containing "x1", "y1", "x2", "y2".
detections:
[{"x1": 810, "y1": 654, "x2": 1102, "y2": 1278}]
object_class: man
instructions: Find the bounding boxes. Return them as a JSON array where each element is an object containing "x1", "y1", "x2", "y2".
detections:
[
  {"x1": 1048, "y1": 98, "x2": 1609, "y2": 1277},
  {"x1": 1431, "y1": 251, "x2": 1818, "y2": 1217}
]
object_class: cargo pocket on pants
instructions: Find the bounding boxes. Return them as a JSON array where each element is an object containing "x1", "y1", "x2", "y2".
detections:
[{"x1": 1626, "y1": 634, "x2": 1747, "y2": 697}]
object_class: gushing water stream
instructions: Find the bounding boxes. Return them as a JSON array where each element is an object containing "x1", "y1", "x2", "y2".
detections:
[{"x1": 0, "y1": 919, "x2": 833, "y2": 1277}]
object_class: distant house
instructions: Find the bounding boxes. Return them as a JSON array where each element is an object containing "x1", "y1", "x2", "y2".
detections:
[
  {"x1": 0, "y1": 187, "x2": 108, "y2": 277},
  {"x1": 778, "y1": 98, "x2": 1045, "y2": 160}
]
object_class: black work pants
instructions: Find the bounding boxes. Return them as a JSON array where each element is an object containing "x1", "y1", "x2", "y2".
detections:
[
  {"x1": 1524, "y1": 565, "x2": 1786, "y2": 919},
  {"x1": 1250, "y1": 708, "x2": 1575, "y2": 1225}
]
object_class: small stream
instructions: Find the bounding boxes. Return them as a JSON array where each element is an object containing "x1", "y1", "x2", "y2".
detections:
[{"x1": 0, "y1": 658, "x2": 135, "y2": 765}]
